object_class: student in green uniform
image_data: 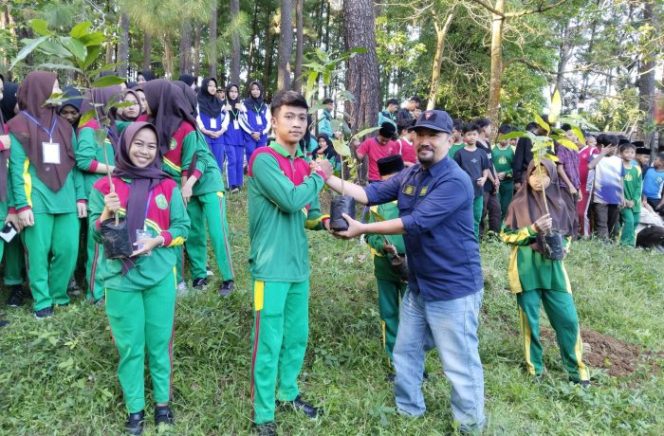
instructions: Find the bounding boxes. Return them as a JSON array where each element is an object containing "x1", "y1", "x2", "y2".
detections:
[
  {"x1": 619, "y1": 143, "x2": 642, "y2": 247},
  {"x1": 247, "y1": 90, "x2": 332, "y2": 436},
  {"x1": 448, "y1": 118, "x2": 465, "y2": 159},
  {"x1": 142, "y1": 80, "x2": 234, "y2": 295},
  {"x1": 7, "y1": 71, "x2": 87, "y2": 319},
  {"x1": 89, "y1": 122, "x2": 190, "y2": 435},
  {"x1": 76, "y1": 85, "x2": 122, "y2": 302},
  {"x1": 501, "y1": 160, "x2": 590, "y2": 385},
  {"x1": 366, "y1": 155, "x2": 407, "y2": 371},
  {"x1": 493, "y1": 124, "x2": 515, "y2": 221},
  {"x1": 1, "y1": 78, "x2": 15, "y2": 324}
]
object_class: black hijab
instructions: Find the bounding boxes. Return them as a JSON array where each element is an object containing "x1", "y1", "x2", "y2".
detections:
[
  {"x1": 225, "y1": 83, "x2": 240, "y2": 121},
  {"x1": 178, "y1": 74, "x2": 196, "y2": 87},
  {"x1": 172, "y1": 80, "x2": 198, "y2": 118},
  {"x1": 197, "y1": 77, "x2": 222, "y2": 118},
  {"x1": 244, "y1": 80, "x2": 264, "y2": 110}
]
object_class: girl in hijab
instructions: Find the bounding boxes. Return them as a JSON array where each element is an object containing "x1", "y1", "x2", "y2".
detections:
[
  {"x1": 142, "y1": 79, "x2": 235, "y2": 295},
  {"x1": 314, "y1": 134, "x2": 340, "y2": 172},
  {"x1": 8, "y1": 71, "x2": 87, "y2": 318},
  {"x1": 76, "y1": 85, "x2": 124, "y2": 302},
  {"x1": 132, "y1": 86, "x2": 149, "y2": 122},
  {"x1": 136, "y1": 70, "x2": 155, "y2": 84},
  {"x1": 242, "y1": 81, "x2": 271, "y2": 162},
  {"x1": 89, "y1": 122, "x2": 189, "y2": 435},
  {"x1": 501, "y1": 159, "x2": 590, "y2": 386},
  {"x1": 197, "y1": 77, "x2": 226, "y2": 171},
  {"x1": 221, "y1": 83, "x2": 250, "y2": 192},
  {"x1": 116, "y1": 89, "x2": 143, "y2": 122}
]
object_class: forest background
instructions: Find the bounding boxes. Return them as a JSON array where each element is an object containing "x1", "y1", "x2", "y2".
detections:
[{"x1": 0, "y1": 0, "x2": 662, "y2": 144}]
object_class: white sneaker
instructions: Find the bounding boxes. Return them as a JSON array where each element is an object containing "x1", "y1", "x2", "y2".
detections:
[{"x1": 176, "y1": 281, "x2": 189, "y2": 297}]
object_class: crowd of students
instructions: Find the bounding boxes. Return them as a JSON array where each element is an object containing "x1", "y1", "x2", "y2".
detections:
[{"x1": 1, "y1": 69, "x2": 663, "y2": 435}]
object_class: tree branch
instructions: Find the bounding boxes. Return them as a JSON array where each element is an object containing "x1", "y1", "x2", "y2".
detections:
[{"x1": 467, "y1": 0, "x2": 572, "y2": 19}]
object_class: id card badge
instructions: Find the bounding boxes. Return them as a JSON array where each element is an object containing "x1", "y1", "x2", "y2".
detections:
[
  {"x1": 255, "y1": 114, "x2": 263, "y2": 126},
  {"x1": 210, "y1": 118, "x2": 217, "y2": 129},
  {"x1": 42, "y1": 141, "x2": 61, "y2": 164},
  {"x1": 233, "y1": 119, "x2": 239, "y2": 130}
]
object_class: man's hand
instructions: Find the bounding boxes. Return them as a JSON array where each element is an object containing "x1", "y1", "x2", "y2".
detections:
[
  {"x1": 313, "y1": 159, "x2": 334, "y2": 180},
  {"x1": 251, "y1": 132, "x2": 261, "y2": 141},
  {"x1": 181, "y1": 184, "x2": 193, "y2": 206},
  {"x1": 18, "y1": 209, "x2": 34, "y2": 228},
  {"x1": 384, "y1": 244, "x2": 397, "y2": 255},
  {"x1": 476, "y1": 176, "x2": 487, "y2": 187},
  {"x1": 104, "y1": 192, "x2": 121, "y2": 213},
  {"x1": 131, "y1": 236, "x2": 164, "y2": 257},
  {"x1": 497, "y1": 172, "x2": 506, "y2": 181},
  {"x1": 332, "y1": 213, "x2": 366, "y2": 239},
  {"x1": 6, "y1": 213, "x2": 21, "y2": 232}
]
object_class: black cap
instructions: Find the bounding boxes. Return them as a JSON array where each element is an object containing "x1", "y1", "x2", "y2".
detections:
[
  {"x1": 412, "y1": 110, "x2": 453, "y2": 134},
  {"x1": 379, "y1": 122, "x2": 397, "y2": 139},
  {"x1": 377, "y1": 155, "x2": 404, "y2": 176},
  {"x1": 636, "y1": 147, "x2": 650, "y2": 155},
  {"x1": 631, "y1": 140, "x2": 644, "y2": 148}
]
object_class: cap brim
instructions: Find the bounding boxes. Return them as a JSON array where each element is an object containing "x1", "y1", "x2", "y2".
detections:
[{"x1": 412, "y1": 123, "x2": 451, "y2": 133}]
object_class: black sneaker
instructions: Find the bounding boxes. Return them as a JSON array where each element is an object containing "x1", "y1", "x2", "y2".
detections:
[
  {"x1": 277, "y1": 395, "x2": 321, "y2": 419},
  {"x1": 7, "y1": 286, "x2": 24, "y2": 308},
  {"x1": 192, "y1": 278, "x2": 208, "y2": 290},
  {"x1": 218, "y1": 280, "x2": 234, "y2": 297},
  {"x1": 34, "y1": 307, "x2": 54, "y2": 320},
  {"x1": 125, "y1": 410, "x2": 145, "y2": 435},
  {"x1": 253, "y1": 421, "x2": 277, "y2": 436},
  {"x1": 572, "y1": 379, "x2": 591, "y2": 388},
  {"x1": 154, "y1": 405, "x2": 174, "y2": 426},
  {"x1": 67, "y1": 278, "x2": 82, "y2": 296}
]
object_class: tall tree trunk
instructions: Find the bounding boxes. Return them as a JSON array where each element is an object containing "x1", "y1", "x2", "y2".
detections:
[
  {"x1": 230, "y1": 0, "x2": 241, "y2": 84},
  {"x1": 179, "y1": 20, "x2": 192, "y2": 76},
  {"x1": 277, "y1": 0, "x2": 294, "y2": 90},
  {"x1": 487, "y1": 0, "x2": 505, "y2": 124},
  {"x1": 247, "y1": 0, "x2": 261, "y2": 81},
  {"x1": 263, "y1": 17, "x2": 276, "y2": 91},
  {"x1": 427, "y1": 12, "x2": 455, "y2": 110},
  {"x1": 142, "y1": 32, "x2": 152, "y2": 71},
  {"x1": 343, "y1": 0, "x2": 380, "y2": 132},
  {"x1": 162, "y1": 35, "x2": 174, "y2": 78},
  {"x1": 638, "y1": 1, "x2": 657, "y2": 151},
  {"x1": 208, "y1": 0, "x2": 218, "y2": 78},
  {"x1": 293, "y1": 0, "x2": 304, "y2": 91},
  {"x1": 193, "y1": 26, "x2": 201, "y2": 78},
  {"x1": 117, "y1": 13, "x2": 130, "y2": 78}
]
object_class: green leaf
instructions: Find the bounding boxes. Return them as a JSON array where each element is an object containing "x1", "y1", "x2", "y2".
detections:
[
  {"x1": 549, "y1": 89, "x2": 562, "y2": 124},
  {"x1": 81, "y1": 45, "x2": 103, "y2": 69},
  {"x1": 60, "y1": 37, "x2": 88, "y2": 62},
  {"x1": 534, "y1": 114, "x2": 550, "y2": 134},
  {"x1": 497, "y1": 131, "x2": 527, "y2": 141},
  {"x1": 70, "y1": 22, "x2": 92, "y2": 39},
  {"x1": 30, "y1": 19, "x2": 52, "y2": 37},
  {"x1": 10, "y1": 36, "x2": 50, "y2": 70},
  {"x1": 37, "y1": 39, "x2": 73, "y2": 58},
  {"x1": 556, "y1": 138, "x2": 579, "y2": 151},
  {"x1": 94, "y1": 129, "x2": 108, "y2": 146},
  {"x1": 351, "y1": 126, "x2": 381, "y2": 142},
  {"x1": 91, "y1": 75, "x2": 126, "y2": 88},
  {"x1": 79, "y1": 32, "x2": 106, "y2": 47},
  {"x1": 332, "y1": 139, "x2": 351, "y2": 157},
  {"x1": 571, "y1": 126, "x2": 585, "y2": 144},
  {"x1": 37, "y1": 63, "x2": 83, "y2": 74},
  {"x1": 78, "y1": 109, "x2": 97, "y2": 127}
]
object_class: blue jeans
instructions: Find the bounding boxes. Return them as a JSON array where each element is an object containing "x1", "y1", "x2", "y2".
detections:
[{"x1": 394, "y1": 289, "x2": 485, "y2": 432}]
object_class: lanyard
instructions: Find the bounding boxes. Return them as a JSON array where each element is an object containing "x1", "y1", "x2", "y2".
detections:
[
  {"x1": 21, "y1": 111, "x2": 57, "y2": 142},
  {"x1": 254, "y1": 103, "x2": 264, "y2": 113}
]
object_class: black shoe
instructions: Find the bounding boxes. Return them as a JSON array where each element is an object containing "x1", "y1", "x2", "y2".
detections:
[
  {"x1": 253, "y1": 421, "x2": 277, "y2": 436},
  {"x1": 219, "y1": 280, "x2": 234, "y2": 297},
  {"x1": 67, "y1": 278, "x2": 82, "y2": 296},
  {"x1": 34, "y1": 307, "x2": 54, "y2": 319},
  {"x1": 154, "y1": 405, "x2": 174, "y2": 426},
  {"x1": 386, "y1": 372, "x2": 395, "y2": 383},
  {"x1": 192, "y1": 277, "x2": 208, "y2": 290},
  {"x1": 125, "y1": 410, "x2": 145, "y2": 435},
  {"x1": 7, "y1": 286, "x2": 24, "y2": 308},
  {"x1": 277, "y1": 395, "x2": 321, "y2": 419},
  {"x1": 0, "y1": 320, "x2": 8, "y2": 328},
  {"x1": 572, "y1": 379, "x2": 591, "y2": 388}
]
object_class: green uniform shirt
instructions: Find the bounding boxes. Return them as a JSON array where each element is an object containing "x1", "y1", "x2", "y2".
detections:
[
  {"x1": 449, "y1": 143, "x2": 464, "y2": 159},
  {"x1": 623, "y1": 164, "x2": 642, "y2": 213},
  {"x1": 9, "y1": 133, "x2": 85, "y2": 213},
  {"x1": 75, "y1": 126, "x2": 116, "y2": 197},
  {"x1": 247, "y1": 143, "x2": 328, "y2": 282},
  {"x1": 89, "y1": 179, "x2": 190, "y2": 291},
  {"x1": 185, "y1": 130, "x2": 225, "y2": 196},
  {"x1": 492, "y1": 145, "x2": 514, "y2": 179},
  {"x1": 500, "y1": 225, "x2": 571, "y2": 294},
  {"x1": 366, "y1": 201, "x2": 406, "y2": 281}
]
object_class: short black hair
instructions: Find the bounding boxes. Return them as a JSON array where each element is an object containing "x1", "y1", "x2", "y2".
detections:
[
  {"x1": 409, "y1": 96, "x2": 421, "y2": 105},
  {"x1": 561, "y1": 123, "x2": 572, "y2": 131},
  {"x1": 525, "y1": 122, "x2": 539, "y2": 132},
  {"x1": 453, "y1": 118, "x2": 464, "y2": 132},
  {"x1": 474, "y1": 117, "x2": 492, "y2": 129},
  {"x1": 619, "y1": 142, "x2": 636, "y2": 153},
  {"x1": 271, "y1": 90, "x2": 308, "y2": 116},
  {"x1": 386, "y1": 98, "x2": 399, "y2": 106},
  {"x1": 322, "y1": 97, "x2": 333, "y2": 105},
  {"x1": 597, "y1": 134, "x2": 619, "y2": 147},
  {"x1": 498, "y1": 123, "x2": 513, "y2": 135},
  {"x1": 462, "y1": 122, "x2": 479, "y2": 134}
]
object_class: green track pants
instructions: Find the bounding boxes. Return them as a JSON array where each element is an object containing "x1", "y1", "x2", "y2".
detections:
[
  {"x1": 472, "y1": 196, "x2": 484, "y2": 241},
  {"x1": 376, "y1": 278, "x2": 406, "y2": 364},
  {"x1": 499, "y1": 180, "x2": 514, "y2": 222},
  {"x1": 619, "y1": 208, "x2": 640, "y2": 247},
  {"x1": 105, "y1": 270, "x2": 177, "y2": 413},
  {"x1": 3, "y1": 237, "x2": 26, "y2": 286},
  {"x1": 21, "y1": 212, "x2": 79, "y2": 311},
  {"x1": 186, "y1": 192, "x2": 234, "y2": 281},
  {"x1": 517, "y1": 289, "x2": 589, "y2": 382},
  {"x1": 251, "y1": 280, "x2": 309, "y2": 424},
  {"x1": 85, "y1": 217, "x2": 106, "y2": 301}
]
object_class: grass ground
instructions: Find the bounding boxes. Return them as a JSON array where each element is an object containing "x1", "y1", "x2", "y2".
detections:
[{"x1": 0, "y1": 190, "x2": 663, "y2": 435}]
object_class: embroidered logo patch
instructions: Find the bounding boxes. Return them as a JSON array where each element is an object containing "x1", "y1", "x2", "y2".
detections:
[
  {"x1": 169, "y1": 138, "x2": 177, "y2": 150},
  {"x1": 419, "y1": 186, "x2": 429, "y2": 196},
  {"x1": 403, "y1": 185, "x2": 415, "y2": 195},
  {"x1": 155, "y1": 194, "x2": 168, "y2": 210}
]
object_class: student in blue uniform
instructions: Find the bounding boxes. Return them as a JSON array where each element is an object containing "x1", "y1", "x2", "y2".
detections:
[
  {"x1": 197, "y1": 78, "x2": 226, "y2": 172},
  {"x1": 221, "y1": 83, "x2": 250, "y2": 192},
  {"x1": 242, "y1": 81, "x2": 271, "y2": 162}
]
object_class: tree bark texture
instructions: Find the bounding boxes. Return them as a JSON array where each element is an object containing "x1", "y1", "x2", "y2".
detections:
[
  {"x1": 343, "y1": 0, "x2": 380, "y2": 132},
  {"x1": 427, "y1": 12, "x2": 455, "y2": 110},
  {"x1": 488, "y1": 0, "x2": 505, "y2": 124},
  {"x1": 230, "y1": 0, "x2": 241, "y2": 84},
  {"x1": 179, "y1": 20, "x2": 192, "y2": 76},
  {"x1": 117, "y1": 13, "x2": 130, "y2": 78},
  {"x1": 142, "y1": 32, "x2": 152, "y2": 71},
  {"x1": 277, "y1": 0, "x2": 294, "y2": 90},
  {"x1": 208, "y1": 0, "x2": 218, "y2": 78},
  {"x1": 293, "y1": 0, "x2": 304, "y2": 91}
]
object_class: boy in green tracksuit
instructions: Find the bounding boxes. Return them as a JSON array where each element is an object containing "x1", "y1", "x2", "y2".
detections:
[
  {"x1": 492, "y1": 129, "x2": 515, "y2": 221},
  {"x1": 247, "y1": 91, "x2": 332, "y2": 436},
  {"x1": 619, "y1": 143, "x2": 642, "y2": 247},
  {"x1": 366, "y1": 155, "x2": 407, "y2": 368}
]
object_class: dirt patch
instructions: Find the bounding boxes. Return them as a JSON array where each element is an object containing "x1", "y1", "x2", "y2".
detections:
[{"x1": 542, "y1": 328, "x2": 661, "y2": 377}]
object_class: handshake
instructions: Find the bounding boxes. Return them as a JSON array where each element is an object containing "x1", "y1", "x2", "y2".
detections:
[{"x1": 309, "y1": 158, "x2": 334, "y2": 181}]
